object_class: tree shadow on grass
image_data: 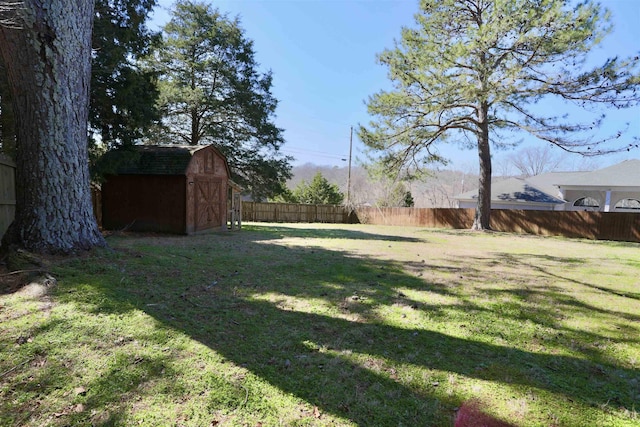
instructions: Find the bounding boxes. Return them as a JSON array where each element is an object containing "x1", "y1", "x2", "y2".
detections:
[
  {"x1": 244, "y1": 224, "x2": 425, "y2": 243},
  {"x1": 167, "y1": 297, "x2": 638, "y2": 419},
  {"x1": 493, "y1": 252, "x2": 640, "y2": 314},
  {"x1": 0, "y1": 297, "x2": 182, "y2": 427},
  {"x1": 12, "y1": 226, "x2": 638, "y2": 426},
  {"x1": 430, "y1": 250, "x2": 640, "y2": 325}
]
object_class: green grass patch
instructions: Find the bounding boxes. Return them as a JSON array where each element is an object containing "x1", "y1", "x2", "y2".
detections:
[{"x1": 1, "y1": 223, "x2": 639, "y2": 426}]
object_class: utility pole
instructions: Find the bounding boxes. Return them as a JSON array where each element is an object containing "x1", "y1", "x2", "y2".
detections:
[{"x1": 347, "y1": 126, "x2": 353, "y2": 206}]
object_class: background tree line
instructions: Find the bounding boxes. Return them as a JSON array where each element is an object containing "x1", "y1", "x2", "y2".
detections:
[
  {"x1": 0, "y1": 0, "x2": 637, "y2": 254},
  {"x1": 277, "y1": 144, "x2": 601, "y2": 209}
]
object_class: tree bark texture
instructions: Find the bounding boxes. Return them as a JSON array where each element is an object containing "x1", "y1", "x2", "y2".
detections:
[
  {"x1": 0, "y1": 59, "x2": 16, "y2": 158},
  {"x1": 0, "y1": 1, "x2": 105, "y2": 253},
  {"x1": 472, "y1": 101, "x2": 492, "y2": 231}
]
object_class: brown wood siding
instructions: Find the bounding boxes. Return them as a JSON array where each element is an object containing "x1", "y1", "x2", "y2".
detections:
[
  {"x1": 0, "y1": 158, "x2": 16, "y2": 239},
  {"x1": 187, "y1": 146, "x2": 230, "y2": 232},
  {"x1": 102, "y1": 175, "x2": 187, "y2": 233},
  {"x1": 193, "y1": 176, "x2": 227, "y2": 231},
  {"x1": 101, "y1": 145, "x2": 231, "y2": 234},
  {"x1": 186, "y1": 146, "x2": 229, "y2": 179}
]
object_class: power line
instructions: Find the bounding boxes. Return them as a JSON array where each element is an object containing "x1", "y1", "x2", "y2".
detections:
[{"x1": 281, "y1": 146, "x2": 349, "y2": 161}]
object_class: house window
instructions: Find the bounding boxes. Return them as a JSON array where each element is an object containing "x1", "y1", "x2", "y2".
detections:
[
  {"x1": 614, "y1": 198, "x2": 640, "y2": 210},
  {"x1": 573, "y1": 197, "x2": 599, "y2": 208}
]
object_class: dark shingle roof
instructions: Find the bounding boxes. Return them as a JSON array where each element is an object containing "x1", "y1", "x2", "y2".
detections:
[
  {"x1": 456, "y1": 177, "x2": 565, "y2": 204},
  {"x1": 101, "y1": 145, "x2": 206, "y2": 175}
]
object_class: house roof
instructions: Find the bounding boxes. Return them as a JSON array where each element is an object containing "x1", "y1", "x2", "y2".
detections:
[
  {"x1": 555, "y1": 159, "x2": 640, "y2": 187},
  {"x1": 101, "y1": 145, "x2": 218, "y2": 175},
  {"x1": 525, "y1": 171, "x2": 582, "y2": 196},
  {"x1": 456, "y1": 159, "x2": 640, "y2": 205},
  {"x1": 456, "y1": 177, "x2": 565, "y2": 204}
]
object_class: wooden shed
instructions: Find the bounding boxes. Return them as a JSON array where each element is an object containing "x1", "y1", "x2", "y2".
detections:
[{"x1": 101, "y1": 145, "x2": 239, "y2": 234}]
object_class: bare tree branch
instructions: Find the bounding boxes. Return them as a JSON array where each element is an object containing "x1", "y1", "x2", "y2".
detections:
[{"x1": 0, "y1": 2, "x2": 23, "y2": 29}]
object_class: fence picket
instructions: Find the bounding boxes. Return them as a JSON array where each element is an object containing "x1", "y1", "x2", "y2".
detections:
[{"x1": 241, "y1": 202, "x2": 639, "y2": 243}]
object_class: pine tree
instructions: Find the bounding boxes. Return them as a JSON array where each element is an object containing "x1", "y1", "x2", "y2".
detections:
[
  {"x1": 293, "y1": 173, "x2": 345, "y2": 205},
  {"x1": 148, "y1": 0, "x2": 292, "y2": 200},
  {"x1": 90, "y1": 0, "x2": 160, "y2": 150},
  {"x1": 360, "y1": 0, "x2": 640, "y2": 229}
]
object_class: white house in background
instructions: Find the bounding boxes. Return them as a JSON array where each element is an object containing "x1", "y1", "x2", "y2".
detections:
[
  {"x1": 456, "y1": 159, "x2": 640, "y2": 212},
  {"x1": 556, "y1": 159, "x2": 640, "y2": 212}
]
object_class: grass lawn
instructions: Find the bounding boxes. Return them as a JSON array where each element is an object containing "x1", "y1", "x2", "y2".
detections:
[{"x1": 1, "y1": 223, "x2": 639, "y2": 426}]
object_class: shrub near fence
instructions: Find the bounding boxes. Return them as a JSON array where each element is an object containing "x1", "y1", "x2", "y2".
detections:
[{"x1": 0, "y1": 156, "x2": 16, "y2": 240}]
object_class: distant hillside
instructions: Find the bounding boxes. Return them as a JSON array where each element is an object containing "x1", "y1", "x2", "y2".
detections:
[
  {"x1": 288, "y1": 163, "x2": 479, "y2": 208},
  {"x1": 285, "y1": 147, "x2": 610, "y2": 207}
]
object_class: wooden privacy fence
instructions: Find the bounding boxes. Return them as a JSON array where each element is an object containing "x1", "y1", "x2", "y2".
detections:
[
  {"x1": 242, "y1": 201, "x2": 349, "y2": 223},
  {"x1": 242, "y1": 202, "x2": 640, "y2": 243},
  {"x1": 5, "y1": 192, "x2": 633, "y2": 242},
  {"x1": 489, "y1": 209, "x2": 640, "y2": 242},
  {"x1": 0, "y1": 156, "x2": 16, "y2": 240},
  {"x1": 354, "y1": 206, "x2": 474, "y2": 229},
  {"x1": 354, "y1": 206, "x2": 640, "y2": 243}
]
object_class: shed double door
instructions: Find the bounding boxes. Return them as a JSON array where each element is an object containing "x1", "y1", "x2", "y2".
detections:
[{"x1": 194, "y1": 177, "x2": 224, "y2": 231}]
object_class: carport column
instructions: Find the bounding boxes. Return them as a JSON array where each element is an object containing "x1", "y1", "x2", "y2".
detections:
[{"x1": 604, "y1": 190, "x2": 611, "y2": 212}]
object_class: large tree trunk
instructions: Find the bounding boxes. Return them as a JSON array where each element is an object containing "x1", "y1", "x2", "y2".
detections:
[
  {"x1": 0, "y1": 1, "x2": 106, "y2": 253},
  {"x1": 472, "y1": 101, "x2": 492, "y2": 230}
]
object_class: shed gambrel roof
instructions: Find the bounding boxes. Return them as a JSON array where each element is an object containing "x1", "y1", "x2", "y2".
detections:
[{"x1": 101, "y1": 145, "x2": 226, "y2": 176}]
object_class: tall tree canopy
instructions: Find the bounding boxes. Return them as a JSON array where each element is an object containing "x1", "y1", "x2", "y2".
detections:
[
  {"x1": 0, "y1": 0, "x2": 105, "y2": 253},
  {"x1": 1, "y1": 1, "x2": 161, "y2": 166},
  {"x1": 148, "y1": 0, "x2": 292, "y2": 200},
  {"x1": 90, "y1": 0, "x2": 160, "y2": 150},
  {"x1": 360, "y1": 0, "x2": 640, "y2": 229}
]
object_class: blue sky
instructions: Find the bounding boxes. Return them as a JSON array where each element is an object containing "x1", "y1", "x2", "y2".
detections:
[{"x1": 151, "y1": 0, "x2": 640, "y2": 171}]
